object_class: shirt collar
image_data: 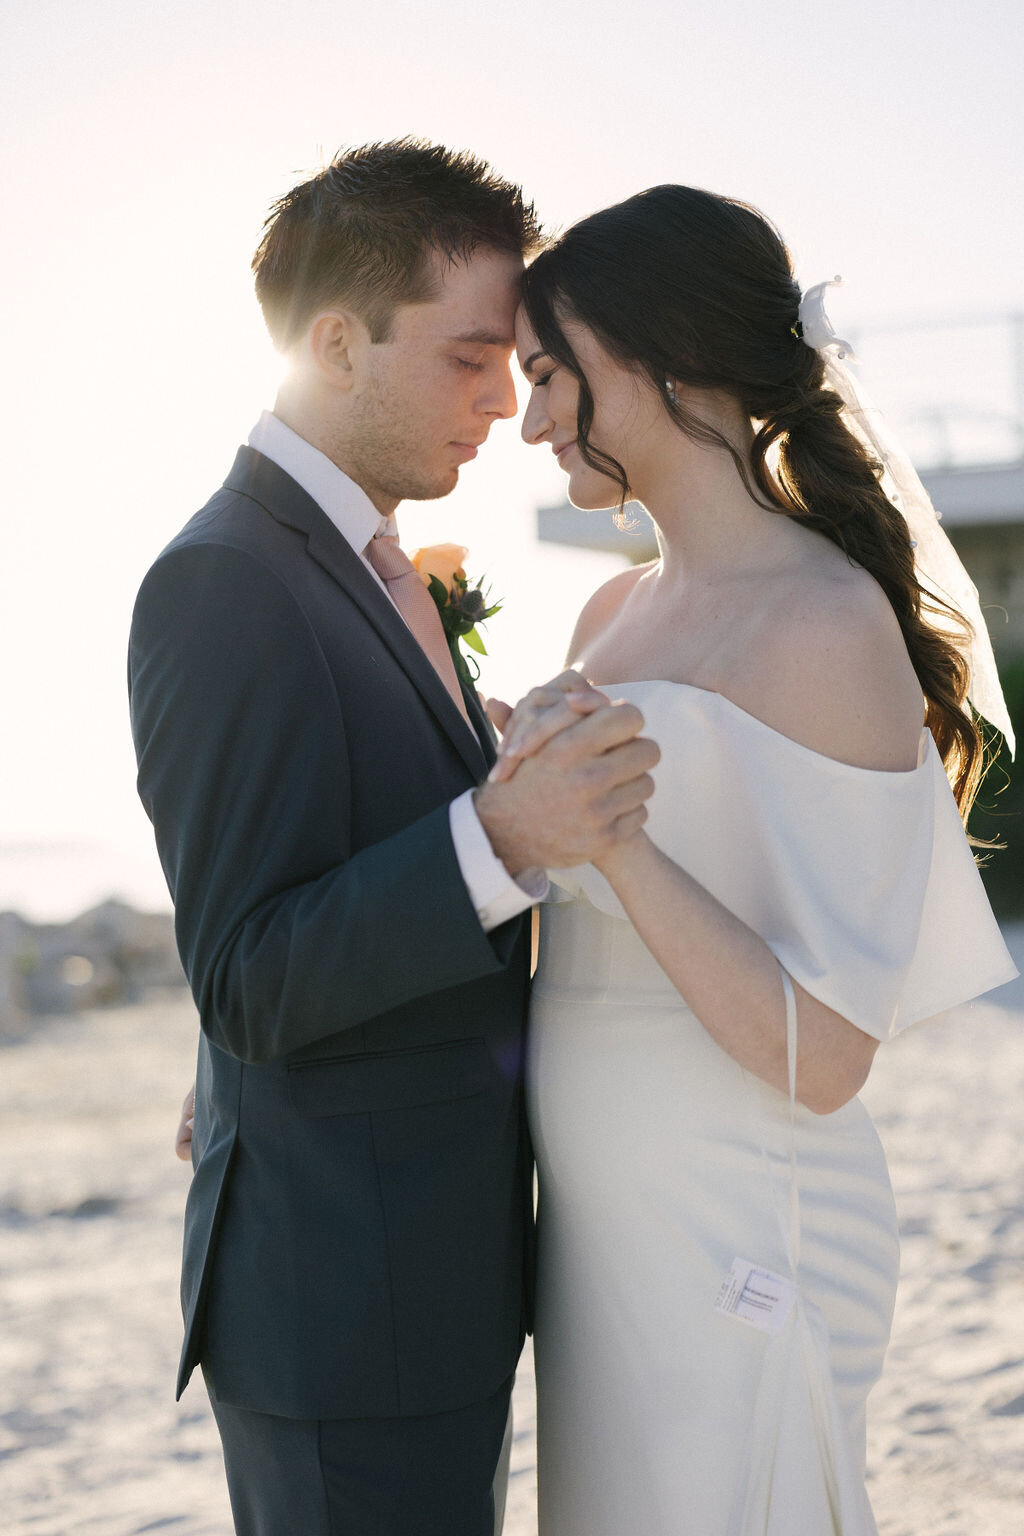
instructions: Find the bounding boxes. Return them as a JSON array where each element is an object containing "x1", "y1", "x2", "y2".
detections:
[{"x1": 247, "y1": 410, "x2": 398, "y2": 554}]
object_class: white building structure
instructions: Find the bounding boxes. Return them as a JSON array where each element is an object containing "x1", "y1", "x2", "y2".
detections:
[
  {"x1": 538, "y1": 460, "x2": 1024, "y2": 659},
  {"x1": 538, "y1": 312, "x2": 1024, "y2": 660}
]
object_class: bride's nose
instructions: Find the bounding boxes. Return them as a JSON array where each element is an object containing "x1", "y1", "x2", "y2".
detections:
[{"x1": 521, "y1": 389, "x2": 552, "y2": 446}]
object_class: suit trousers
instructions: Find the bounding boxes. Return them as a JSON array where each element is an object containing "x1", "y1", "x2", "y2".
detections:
[{"x1": 208, "y1": 1372, "x2": 515, "y2": 1536}]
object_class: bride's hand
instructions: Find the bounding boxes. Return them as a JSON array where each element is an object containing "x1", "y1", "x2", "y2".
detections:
[
  {"x1": 175, "y1": 1084, "x2": 195, "y2": 1162},
  {"x1": 485, "y1": 697, "x2": 514, "y2": 734},
  {"x1": 487, "y1": 670, "x2": 610, "y2": 782}
]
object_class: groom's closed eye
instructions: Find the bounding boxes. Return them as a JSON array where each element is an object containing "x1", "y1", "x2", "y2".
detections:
[{"x1": 448, "y1": 330, "x2": 515, "y2": 376}]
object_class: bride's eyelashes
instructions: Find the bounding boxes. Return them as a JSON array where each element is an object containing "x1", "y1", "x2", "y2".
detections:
[{"x1": 519, "y1": 354, "x2": 557, "y2": 388}]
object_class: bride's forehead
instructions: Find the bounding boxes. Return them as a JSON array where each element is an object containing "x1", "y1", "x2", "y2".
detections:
[
  {"x1": 513, "y1": 306, "x2": 588, "y2": 365},
  {"x1": 514, "y1": 306, "x2": 540, "y2": 352}
]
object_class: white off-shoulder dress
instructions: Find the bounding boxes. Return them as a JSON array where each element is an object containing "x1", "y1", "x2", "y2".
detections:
[{"x1": 528, "y1": 680, "x2": 1016, "y2": 1536}]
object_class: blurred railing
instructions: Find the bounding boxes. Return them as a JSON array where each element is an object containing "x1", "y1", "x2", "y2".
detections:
[{"x1": 846, "y1": 310, "x2": 1024, "y2": 470}]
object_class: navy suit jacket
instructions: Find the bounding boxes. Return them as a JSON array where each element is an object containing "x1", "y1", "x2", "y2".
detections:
[{"x1": 128, "y1": 447, "x2": 533, "y2": 1419}]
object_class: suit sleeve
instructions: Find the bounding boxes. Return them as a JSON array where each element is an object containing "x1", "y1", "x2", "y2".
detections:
[{"x1": 128, "y1": 541, "x2": 514, "y2": 1063}]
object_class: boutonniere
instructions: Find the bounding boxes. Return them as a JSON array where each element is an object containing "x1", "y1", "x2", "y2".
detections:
[{"x1": 410, "y1": 543, "x2": 502, "y2": 688}]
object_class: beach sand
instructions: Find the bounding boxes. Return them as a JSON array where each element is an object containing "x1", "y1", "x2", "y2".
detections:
[{"x1": 2, "y1": 927, "x2": 1022, "y2": 1535}]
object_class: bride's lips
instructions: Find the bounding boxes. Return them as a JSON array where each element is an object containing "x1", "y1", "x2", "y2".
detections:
[{"x1": 554, "y1": 441, "x2": 576, "y2": 465}]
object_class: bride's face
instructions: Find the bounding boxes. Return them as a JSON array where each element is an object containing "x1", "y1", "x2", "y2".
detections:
[{"x1": 515, "y1": 307, "x2": 665, "y2": 510}]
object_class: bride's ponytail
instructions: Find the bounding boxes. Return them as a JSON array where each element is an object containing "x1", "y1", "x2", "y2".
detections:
[
  {"x1": 521, "y1": 184, "x2": 991, "y2": 823},
  {"x1": 747, "y1": 368, "x2": 985, "y2": 820}
]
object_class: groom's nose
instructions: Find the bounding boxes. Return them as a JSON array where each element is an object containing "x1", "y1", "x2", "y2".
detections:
[{"x1": 478, "y1": 357, "x2": 518, "y2": 422}]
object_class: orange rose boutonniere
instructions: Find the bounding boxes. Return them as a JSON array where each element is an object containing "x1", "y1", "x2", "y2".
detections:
[{"x1": 410, "y1": 543, "x2": 502, "y2": 687}]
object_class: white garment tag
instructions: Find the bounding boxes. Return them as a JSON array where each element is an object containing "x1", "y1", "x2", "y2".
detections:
[{"x1": 714, "y1": 1257, "x2": 797, "y2": 1337}]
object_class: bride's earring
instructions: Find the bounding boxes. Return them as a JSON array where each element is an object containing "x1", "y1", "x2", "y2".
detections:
[{"x1": 665, "y1": 379, "x2": 678, "y2": 404}]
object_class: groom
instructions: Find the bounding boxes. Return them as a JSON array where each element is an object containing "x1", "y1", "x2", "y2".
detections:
[{"x1": 129, "y1": 140, "x2": 654, "y2": 1535}]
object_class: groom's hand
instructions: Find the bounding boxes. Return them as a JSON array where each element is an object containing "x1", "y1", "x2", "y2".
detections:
[{"x1": 474, "y1": 699, "x2": 659, "y2": 873}]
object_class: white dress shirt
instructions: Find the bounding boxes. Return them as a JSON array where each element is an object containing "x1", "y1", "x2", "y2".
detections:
[{"x1": 247, "y1": 411, "x2": 545, "y2": 932}]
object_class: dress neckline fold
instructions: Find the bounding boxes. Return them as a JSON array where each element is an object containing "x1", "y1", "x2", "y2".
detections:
[{"x1": 601, "y1": 678, "x2": 932, "y2": 778}]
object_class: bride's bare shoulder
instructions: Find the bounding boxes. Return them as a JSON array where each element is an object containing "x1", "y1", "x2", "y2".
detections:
[
  {"x1": 737, "y1": 556, "x2": 926, "y2": 771},
  {"x1": 566, "y1": 561, "x2": 656, "y2": 667}
]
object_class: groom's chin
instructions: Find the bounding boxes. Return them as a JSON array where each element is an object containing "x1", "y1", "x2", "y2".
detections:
[{"x1": 390, "y1": 463, "x2": 462, "y2": 503}]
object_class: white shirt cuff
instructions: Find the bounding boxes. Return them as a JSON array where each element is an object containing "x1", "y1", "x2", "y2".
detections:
[{"x1": 448, "y1": 789, "x2": 548, "y2": 933}]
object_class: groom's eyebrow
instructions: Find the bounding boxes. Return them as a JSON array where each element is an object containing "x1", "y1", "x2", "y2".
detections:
[{"x1": 449, "y1": 327, "x2": 515, "y2": 346}]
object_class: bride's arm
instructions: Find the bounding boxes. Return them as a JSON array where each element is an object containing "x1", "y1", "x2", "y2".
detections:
[
  {"x1": 592, "y1": 598, "x2": 926, "y2": 1115},
  {"x1": 592, "y1": 832, "x2": 879, "y2": 1114}
]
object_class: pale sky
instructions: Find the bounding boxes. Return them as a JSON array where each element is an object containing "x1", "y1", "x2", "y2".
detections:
[{"x1": 1, "y1": 0, "x2": 1022, "y2": 917}]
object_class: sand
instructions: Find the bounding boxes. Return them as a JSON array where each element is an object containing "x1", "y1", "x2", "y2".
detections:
[{"x1": 2, "y1": 927, "x2": 1022, "y2": 1535}]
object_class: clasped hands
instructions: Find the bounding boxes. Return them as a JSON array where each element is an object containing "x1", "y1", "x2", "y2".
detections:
[
  {"x1": 175, "y1": 672, "x2": 655, "y2": 1164},
  {"x1": 473, "y1": 671, "x2": 659, "y2": 877}
]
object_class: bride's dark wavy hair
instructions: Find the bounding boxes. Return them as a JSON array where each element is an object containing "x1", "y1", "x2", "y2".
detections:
[{"x1": 520, "y1": 184, "x2": 987, "y2": 822}]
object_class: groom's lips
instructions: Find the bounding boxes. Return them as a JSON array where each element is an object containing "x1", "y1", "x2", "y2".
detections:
[{"x1": 450, "y1": 441, "x2": 482, "y2": 461}]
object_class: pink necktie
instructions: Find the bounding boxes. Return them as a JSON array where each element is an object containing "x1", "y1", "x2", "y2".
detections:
[{"x1": 365, "y1": 534, "x2": 472, "y2": 726}]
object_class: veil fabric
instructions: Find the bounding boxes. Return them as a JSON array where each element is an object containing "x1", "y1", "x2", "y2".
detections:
[{"x1": 798, "y1": 278, "x2": 1015, "y2": 757}]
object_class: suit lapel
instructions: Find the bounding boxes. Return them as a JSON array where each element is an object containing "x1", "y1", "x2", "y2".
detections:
[
  {"x1": 463, "y1": 681, "x2": 498, "y2": 769},
  {"x1": 304, "y1": 521, "x2": 491, "y2": 778},
  {"x1": 225, "y1": 448, "x2": 490, "y2": 781}
]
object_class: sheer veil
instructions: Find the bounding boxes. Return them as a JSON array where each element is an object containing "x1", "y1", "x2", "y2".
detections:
[{"x1": 798, "y1": 277, "x2": 1015, "y2": 757}]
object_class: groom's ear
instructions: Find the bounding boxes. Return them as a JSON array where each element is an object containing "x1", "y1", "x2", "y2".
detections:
[{"x1": 308, "y1": 308, "x2": 371, "y2": 394}]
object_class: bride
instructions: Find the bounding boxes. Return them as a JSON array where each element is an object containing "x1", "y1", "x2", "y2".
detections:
[{"x1": 489, "y1": 185, "x2": 1017, "y2": 1534}]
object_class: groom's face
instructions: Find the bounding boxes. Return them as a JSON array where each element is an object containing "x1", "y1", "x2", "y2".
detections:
[{"x1": 345, "y1": 247, "x2": 522, "y2": 506}]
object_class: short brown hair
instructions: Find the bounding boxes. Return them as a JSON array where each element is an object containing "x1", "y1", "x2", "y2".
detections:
[{"x1": 252, "y1": 137, "x2": 541, "y2": 348}]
